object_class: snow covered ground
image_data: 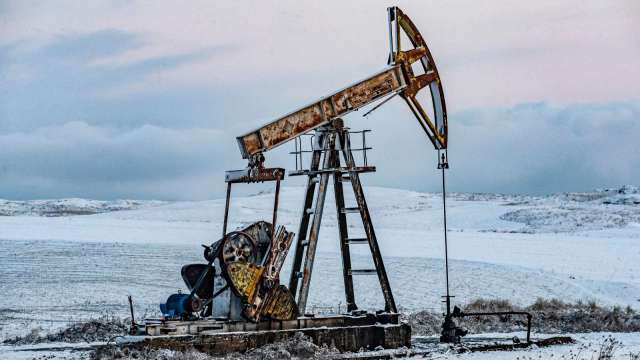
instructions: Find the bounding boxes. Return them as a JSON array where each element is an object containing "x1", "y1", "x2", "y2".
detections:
[
  {"x1": 414, "y1": 332, "x2": 640, "y2": 359},
  {"x1": 1, "y1": 185, "x2": 639, "y2": 358},
  {"x1": 1, "y1": 332, "x2": 639, "y2": 359}
]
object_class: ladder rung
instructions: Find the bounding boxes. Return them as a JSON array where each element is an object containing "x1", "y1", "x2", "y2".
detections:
[
  {"x1": 350, "y1": 269, "x2": 377, "y2": 275},
  {"x1": 341, "y1": 207, "x2": 360, "y2": 214},
  {"x1": 340, "y1": 176, "x2": 351, "y2": 182},
  {"x1": 346, "y1": 238, "x2": 368, "y2": 244}
]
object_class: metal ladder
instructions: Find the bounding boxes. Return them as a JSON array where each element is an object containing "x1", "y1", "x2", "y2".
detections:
[{"x1": 288, "y1": 119, "x2": 397, "y2": 315}]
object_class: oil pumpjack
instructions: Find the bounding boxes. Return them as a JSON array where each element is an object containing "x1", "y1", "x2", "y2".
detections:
[{"x1": 134, "y1": 6, "x2": 468, "y2": 353}]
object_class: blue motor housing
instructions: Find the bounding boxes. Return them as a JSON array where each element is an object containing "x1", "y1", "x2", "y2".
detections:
[{"x1": 160, "y1": 293, "x2": 200, "y2": 320}]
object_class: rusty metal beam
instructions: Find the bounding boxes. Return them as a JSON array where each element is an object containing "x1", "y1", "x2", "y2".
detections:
[{"x1": 236, "y1": 66, "x2": 406, "y2": 158}]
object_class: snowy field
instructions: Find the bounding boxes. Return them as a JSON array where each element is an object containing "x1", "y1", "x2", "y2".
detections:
[{"x1": 1, "y1": 185, "x2": 639, "y2": 358}]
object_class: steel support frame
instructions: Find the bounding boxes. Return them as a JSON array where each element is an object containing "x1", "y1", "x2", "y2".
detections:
[
  {"x1": 295, "y1": 131, "x2": 336, "y2": 313},
  {"x1": 288, "y1": 130, "x2": 327, "y2": 298},
  {"x1": 337, "y1": 128, "x2": 397, "y2": 313},
  {"x1": 289, "y1": 121, "x2": 397, "y2": 314}
]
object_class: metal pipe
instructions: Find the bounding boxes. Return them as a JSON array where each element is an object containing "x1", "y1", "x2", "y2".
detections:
[
  {"x1": 128, "y1": 295, "x2": 136, "y2": 328},
  {"x1": 440, "y1": 152, "x2": 451, "y2": 316},
  {"x1": 363, "y1": 131, "x2": 368, "y2": 166},
  {"x1": 294, "y1": 138, "x2": 299, "y2": 170},
  {"x1": 271, "y1": 176, "x2": 281, "y2": 243},
  {"x1": 362, "y1": 91, "x2": 400, "y2": 117},
  {"x1": 455, "y1": 310, "x2": 533, "y2": 343},
  {"x1": 222, "y1": 182, "x2": 232, "y2": 237}
]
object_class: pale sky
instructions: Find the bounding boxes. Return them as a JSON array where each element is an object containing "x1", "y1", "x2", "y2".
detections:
[{"x1": 1, "y1": 1, "x2": 639, "y2": 199}]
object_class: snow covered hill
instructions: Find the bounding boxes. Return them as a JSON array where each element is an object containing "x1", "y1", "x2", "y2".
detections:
[
  {"x1": 1, "y1": 185, "x2": 639, "y2": 343},
  {"x1": 496, "y1": 185, "x2": 640, "y2": 233},
  {"x1": 3, "y1": 185, "x2": 639, "y2": 231},
  {"x1": 0, "y1": 198, "x2": 164, "y2": 217}
]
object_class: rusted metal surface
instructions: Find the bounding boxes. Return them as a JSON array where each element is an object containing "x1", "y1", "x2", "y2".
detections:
[
  {"x1": 236, "y1": 67, "x2": 405, "y2": 158},
  {"x1": 225, "y1": 261, "x2": 263, "y2": 301},
  {"x1": 225, "y1": 167, "x2": 285, "y2": 183},
  {"x1": 219, "y1": 225, "x2": 298, "y2": 322},
  {"x1": 263, "y1": 227, "x2": 294, "y2": 286},
  {"x1": 259, "y1": 284, "x2": 297, "y2": 321},
  {"x1": 244, "y1": 226, "x2": 297, "y2": 321}
]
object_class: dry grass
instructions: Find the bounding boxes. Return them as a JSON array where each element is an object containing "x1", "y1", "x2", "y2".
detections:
[
  {"x1": 3, "y1": 315, "x2": 127, "y2": 345},
  {"x1": 596, "y1": 336, "x2": 619, "y2": 360},
  {"x1": 405, "y1": 298, "x2": 640, "y2": 336}
]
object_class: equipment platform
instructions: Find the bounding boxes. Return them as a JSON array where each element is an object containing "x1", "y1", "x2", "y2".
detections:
[{"x1": 121, "y1": 312, "x2": 410, "y2": 355}]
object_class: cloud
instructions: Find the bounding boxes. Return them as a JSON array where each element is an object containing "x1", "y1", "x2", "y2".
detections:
[
  {"x1": 450, "y1": 102, "x2": 640, "y2": 193},
  {"x1": 352, "y1": 100, "x2": 640, "y2": 195},
  {"x1": 95, "y1": 46, "x2": 235, "y2": 98},
  {"x1": 0, "y1": 122, "x2": 233, "y2": 199},
  {"x1": 1, "y1": 101, "x2": 638, "y2": 200},
  {"x1": 1, "y1": 0, "x2": 637, "y2": 106},
  {"x1": 0, "y1": 31, "x2": 237, "y2": 132}
]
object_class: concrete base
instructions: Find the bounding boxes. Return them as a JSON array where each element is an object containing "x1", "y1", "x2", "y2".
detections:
[{"x1": 120, "y1": 313, "x2": 411, "y2": 355}]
